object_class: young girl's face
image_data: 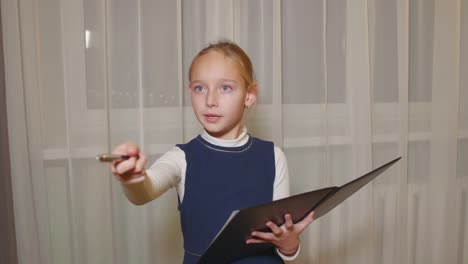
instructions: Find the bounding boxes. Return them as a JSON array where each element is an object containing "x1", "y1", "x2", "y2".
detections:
[{"x1": 189, "y1": 51, "x2": 256, "y2": 140}]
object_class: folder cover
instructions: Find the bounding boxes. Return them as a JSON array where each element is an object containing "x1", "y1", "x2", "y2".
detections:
[{"x1": 197, "y1": 157, "x2": 401, "y2": 264}]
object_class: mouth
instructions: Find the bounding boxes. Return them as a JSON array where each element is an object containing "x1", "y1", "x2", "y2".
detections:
[{"x1": 203, "y1": 114, "x2": 221, "y2": 123}]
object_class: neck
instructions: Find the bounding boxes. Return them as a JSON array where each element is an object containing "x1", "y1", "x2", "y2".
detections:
[{"x1": 201, "y1": 126, "x2": 249, "y2": 147}]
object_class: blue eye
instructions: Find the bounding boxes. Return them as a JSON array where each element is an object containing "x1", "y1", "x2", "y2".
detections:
[
  {"x1": 193, "y1": 85, "x2": 205, "y2": 93},
  {"x1": 221, "y1": 85, "x2": 232, "y2": 92}
]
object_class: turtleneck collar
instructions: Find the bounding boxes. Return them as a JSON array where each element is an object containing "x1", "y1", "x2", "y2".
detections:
[{"x1": 200, "y1": 126, "x2": 249, "y2": 147}]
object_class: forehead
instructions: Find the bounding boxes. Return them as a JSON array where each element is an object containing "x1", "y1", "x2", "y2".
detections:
[{"x1": 190, "y1": 51, "x2": 242, "y2": 81}]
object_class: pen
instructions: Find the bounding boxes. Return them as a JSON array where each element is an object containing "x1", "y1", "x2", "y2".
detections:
[{"x1": 96, "y1": 154, "x2": 130, "y2": 162}]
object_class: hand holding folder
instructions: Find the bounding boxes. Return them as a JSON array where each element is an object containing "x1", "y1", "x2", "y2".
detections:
[{"x1": 196, "y1": 157, "x2": 401, "y2": 264}]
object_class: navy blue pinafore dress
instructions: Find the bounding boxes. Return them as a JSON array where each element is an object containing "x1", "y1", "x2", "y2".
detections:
[{"x1": 177, "y1": 135, "x2": 284, "y2": 264}]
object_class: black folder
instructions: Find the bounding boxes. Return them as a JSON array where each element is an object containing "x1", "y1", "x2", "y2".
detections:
[{"x1": 197, "y1": 157, "x2": 401, "y2": 264}]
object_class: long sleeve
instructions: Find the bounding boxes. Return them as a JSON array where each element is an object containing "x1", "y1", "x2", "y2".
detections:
[
  {"x1": 272, "y1": 146, "x2": 301, "y2": 262},
  {"x1": 272, "y1": 146, "x2": 290, "y2": 201},
  {"x1": 121, "y1": 147, "x2": 185, "y2": 205}
]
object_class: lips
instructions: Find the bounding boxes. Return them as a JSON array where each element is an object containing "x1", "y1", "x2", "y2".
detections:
[{"x1": 204, "y1": 114, "x2": 221, "y2": 123}]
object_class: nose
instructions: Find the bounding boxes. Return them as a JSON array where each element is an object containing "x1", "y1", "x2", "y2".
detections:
[{"x1": 206, "y1": 89, "x2": 218, "y2": 107}]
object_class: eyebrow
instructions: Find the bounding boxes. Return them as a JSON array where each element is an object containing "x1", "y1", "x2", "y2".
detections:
[
  {"x1": 219, "y1": 79, "x2": 238, "y2": 83},
  {"x1": 189, "y1": 80, "x2": 204, "y2": 86},
  {"x1": 190, "y1": 79, "x2": 238, "y2": 84}
]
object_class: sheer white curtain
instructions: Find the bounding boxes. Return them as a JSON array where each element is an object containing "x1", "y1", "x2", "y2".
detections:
[{"x1": 2, "y1": 0, "x2": 467, "y2": 263}]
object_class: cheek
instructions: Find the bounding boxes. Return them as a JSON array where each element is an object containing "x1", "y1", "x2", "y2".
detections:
[
  {"x1": 190, "y1": 95, "x2": 203, "y2": 110},
  {"x1": 223, "y1": 95, "x2": 245, "y2": 108},
  {"x1": 231, "y1": 98, "x2": 248, "y2": 114},
  {"x1": 190, "y1": 90, "x2": 201, "y2": 101}
]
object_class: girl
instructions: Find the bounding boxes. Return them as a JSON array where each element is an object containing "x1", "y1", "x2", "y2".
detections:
[{"x1": 111, "y1": 41, "x2": 314, "y2": 264}]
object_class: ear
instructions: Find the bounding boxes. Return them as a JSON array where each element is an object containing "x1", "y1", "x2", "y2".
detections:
[{"x1": 245, "y1": 82, "x2": 258, "y2": 108}]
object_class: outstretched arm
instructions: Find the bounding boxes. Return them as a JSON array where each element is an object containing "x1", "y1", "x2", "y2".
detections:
[{"x1": 110, "y1": 143, "x2": 182, "y2": 205}]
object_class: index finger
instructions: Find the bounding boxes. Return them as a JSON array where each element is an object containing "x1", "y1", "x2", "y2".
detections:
[{"x1": 284, "y1": 214, "x2": 294, "y2": 229}]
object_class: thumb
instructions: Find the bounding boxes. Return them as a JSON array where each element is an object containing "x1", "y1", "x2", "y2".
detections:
[{"x1": 296, "y1": 211, "x2": 315, "y2": 232}]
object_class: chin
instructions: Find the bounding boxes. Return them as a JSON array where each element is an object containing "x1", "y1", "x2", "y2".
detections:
[
  {"x1": 204, "y1": 128, "x2": 224, "y2": 136},
  {"x1": 203, "y1": 127, "x2": 228, "y2": 138}
]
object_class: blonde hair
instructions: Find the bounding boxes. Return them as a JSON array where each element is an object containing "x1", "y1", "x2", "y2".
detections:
[{"x1": 189, "y1": 40, "x2": 256, "y2": 90}]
